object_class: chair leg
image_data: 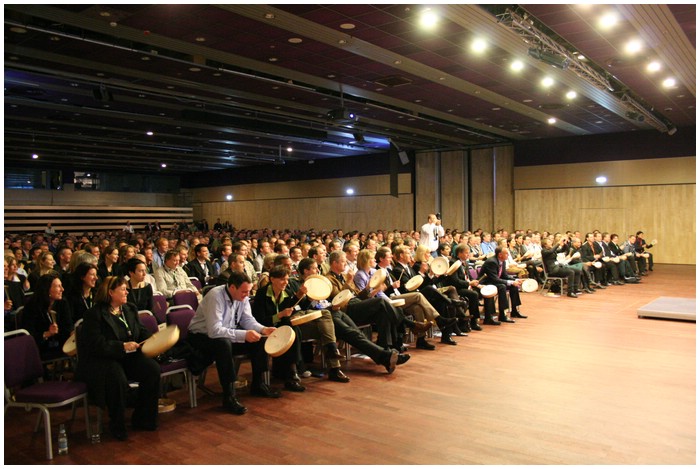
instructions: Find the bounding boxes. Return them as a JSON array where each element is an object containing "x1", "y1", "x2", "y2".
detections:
[
  {"x1": 34, "y1": 411, "x2": 43, "y2": 433},
  {"x1": 40, "y1": 407, "x2": 53, "y2": 460},
  {"x1": 83, "y1": 396, "x2": 91, "y2": 439}
]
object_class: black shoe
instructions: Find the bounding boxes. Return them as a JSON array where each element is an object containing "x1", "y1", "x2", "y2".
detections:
[
  {"x1": 397, "y1": 344, "x2": 408, "y2": 353},
  {"x1": 324, "y1": 344, "x2": 344, "y2": 360},
  {"x1": 284, "y1": 380, "x2": 306, "y2": 392},
  {"x1": 499, "y1": 316, "x2": 515, "y2": 323},
  {"x1": 383, "y1": 349, "x2": 399, "y2": 374},
  {"x1": 397, "y1": 353, "x2": 411, "y2": 365},
  {"x1": 435, "y1": 315, "x2": 457, "y2": 331},
  {"x1": 484, "y1": 317, "x2": 501, "y2": 326},
  {"x1": 416, "y1": 337, "x2": 436, "y2": 350},
  {"x1": 511, "y1": 310, "x2": 527, "y2": 319},
  {"x1": 222, "y1": 396, "x2": 248, "y2": 415},
  {"x1": 458, "y1": 319, "x2": 471, "y2": 333},
  {"x1": 251, "y1": 383, "x2": 282, "y2": 398},
  {"x1": 640, "y1": 271, "x2": 648, "y2": 276},
  {"x1": 470, "y1": 320, "x2": 483, "y2": 331},
  {"x1": 328, "y1": 368, "x2": 350, "y2": 383},
  {"x1": 567, "y1": 292, "x2": 579, "y2": 298},
  {"x1": 440, "y1": 336, "x2": 457, "y2": 345},
  {"x1": 452, "y1": 326, "x2": 467, "y2": 337},
  {"x1": 596, "y1": 284, "x2": 607, "y2": 289},
  {"x1": 451, "y1": 299, "x2": 467, "y2": 308},
  {"x1": 584, "y1": 288, "x2": 595, "y2": 294}
]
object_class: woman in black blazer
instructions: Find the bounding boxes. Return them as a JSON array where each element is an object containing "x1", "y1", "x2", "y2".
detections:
[
  {"x1": 251, "y1": 266, "x2": 305, "y2": 393},
  {"x1": 20, "y1": 272, "x2": 73, "y2": 360},
  {"x1": 76, "y1": 276, "x2": 160, "y2": 441}
]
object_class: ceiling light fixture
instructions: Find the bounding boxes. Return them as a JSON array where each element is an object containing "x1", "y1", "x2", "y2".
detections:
[
  {"x1": 646, "y1": 61, "x2": 661, "y2": 72},
  {"x1": 547, "y1": 117, "x2": 557, "y2": 124},
  {"x1": 541, "y1": 76, "x2": 554, "y2": 88},
  {"x1": 565, "y1": 90, "x2": 577, "y2": 100},
  {"x1": 598, "y1": 12, "x2": 619, "y2": 30},
  {"x1": 624, "y1": 39, "x2": 643, "y2": 55},
  {"x1": 595, "y1": 176, "x2": 607, "y2": 184},
  {"x1": 662, "y1": 77, "x2": 676, "y2": 88},
  {"x1": 471, "y1": 38, "x2": 488, "y2": 54},
  {"x1": 419, "y1": 9, "x2": 439, "y2": 29},
  {"x1": 346, "y1": 188, "x2": 355, "y2": 195},
  {"x1": 510, "y1": 60, "x2": 524, "y2": 71},
  {"x1": 226, "y1": 194, "x2": 233, "y2": 201}
]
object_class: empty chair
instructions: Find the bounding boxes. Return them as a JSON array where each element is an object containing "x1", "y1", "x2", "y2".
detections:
[
  {"x1": 172, "y1": 289, "x2": 198, "y2": 311},
  {"x1": 188, "y1": 277, "x2": 203, "y2": 291},
  {"x1": 152, "y1": 292, "x2": 168, "y2": 324},
  {"x1": 4, "y1": 329, "x2": 90, "y2": 460}
]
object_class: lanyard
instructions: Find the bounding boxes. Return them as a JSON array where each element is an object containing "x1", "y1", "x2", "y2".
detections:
[{"x1": 114, "y1": 307, "x2": 133, "y2": 338}]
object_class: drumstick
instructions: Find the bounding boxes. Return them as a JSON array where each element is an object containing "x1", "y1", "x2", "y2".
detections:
[
  {"x1": 291, "y1": 294, "x2": 306, "y2": 308},
  {"x1": 49, "y1": 310, "x2": 57, "y2": 324}
]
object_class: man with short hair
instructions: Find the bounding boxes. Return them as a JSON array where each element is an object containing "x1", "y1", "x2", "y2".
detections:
[
  {"x1": 419, "y1": 214, "x2": 444, "y2": 257},
  {"x1": 187, "y1": 243, "x2": 215, "y2": 288},
  {"x1": 56, "y1": 246, "x2": 73, "y2": 274},
  {"x1": 153, "y1": 250, "x2": 200, "y2": 300},
  {"x1": 152, "y1": 237, "x2": 169, "y2": 270},
  {"x1": 480, "y1": 247, "x2": 525, "y2": 323},
  {"x1": 309, "y1": 245, "x2": 329, "y2": 275},
  {"x1": 343, "y1": 242, "x2": 360, "y2": 276},
  {"x1": 188, "y1": 271, "x2": 280, "y2": 415}
]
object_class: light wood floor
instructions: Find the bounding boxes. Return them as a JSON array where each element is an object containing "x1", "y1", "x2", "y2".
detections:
[{"x1": 4, "y1": 264, "x2": 696, "y2": 465}]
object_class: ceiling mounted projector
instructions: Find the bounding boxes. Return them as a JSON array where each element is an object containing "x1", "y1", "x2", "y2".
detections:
[
  {"x1": 527, "y1": 47, "x2": 570, "y2": 69},
  {"x1": 327, "y1": 107, "x2": 359, "y2": 124}
]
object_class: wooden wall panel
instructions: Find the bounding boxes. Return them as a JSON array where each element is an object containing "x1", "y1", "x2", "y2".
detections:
[
  {"x1": 514, "y1": 157, "x2": 695, "y2": 189},
  {"x1": 198, "y1": 194, "x2": 414, "y2": 233},
  {"x1": 514, "y1": 184, "x2": 695, "y2": 264},
  {"x1": 440, "y1": 150, "x2": 466, "y2": 231},
  {"x1": 494, "y1": 146, "x2": 515, "y2": 232},
  {"x1": 415, "y1": 152, "x2": 438, "y2": 230},
  {"x1": 5, "y1": 186, "x2": 178, "y2": 207},
  {"x1": 470, "y1": 148, "x2": 495, "y2": 231}
]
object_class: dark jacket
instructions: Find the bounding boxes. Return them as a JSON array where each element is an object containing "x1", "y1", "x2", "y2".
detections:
[{"x1": 20, "y1": 297, "x2": 73, "y2": 360}]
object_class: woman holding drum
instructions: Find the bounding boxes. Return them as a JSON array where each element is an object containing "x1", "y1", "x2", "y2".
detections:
[
  {"x1": 76, "y1": 276, "x2": 160, "y2": 441},
  {"x1": 252, "y1": 265, "x2": 306, "y2": 392}
]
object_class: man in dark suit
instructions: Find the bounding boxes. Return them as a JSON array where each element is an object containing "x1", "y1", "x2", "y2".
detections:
[
  {"x1": 480, "y1": 247, "x2": 526, "y2": 323},
  {"x1": 541, "y1": 237, "x2": 581, "y2": 298},
  {"x1": 186, "y1": 243, "x2": 214, "y2": 288},
  {"x1": 579, "y1": 232, "x2": 606, "y2": 287},
  {"x1": 444, "y1": 244, "x2": 484, "y2": 331}
]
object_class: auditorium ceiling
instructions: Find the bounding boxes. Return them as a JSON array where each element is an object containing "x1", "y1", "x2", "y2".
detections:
[{"x1": 4, "y1": 4, "x2": 696, "y2": 174}]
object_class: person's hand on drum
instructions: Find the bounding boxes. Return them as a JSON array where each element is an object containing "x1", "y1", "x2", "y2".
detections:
[
  {"x1": 123, "y1": 341, "x2": 139, "y2": 352},
  {"x1": 469, "y1": 279, "x2": 480, "y2": 288},
  {"x1": 260, "y1": 326, "x2": 275, "y2": 337},
  {"x1": 278, "y1": 307, "x2": 294, "y2": 318},
  {"x1": 296, "y1": 285, "x2": 307, "y2": 298},
  {"x1": 245, "y1": 330, "x2": 263, "y2": 342}
]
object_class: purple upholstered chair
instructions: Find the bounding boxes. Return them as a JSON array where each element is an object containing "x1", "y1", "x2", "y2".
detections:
[{"x1": 4, "y1": 329, "x2": 90, "y2": 460}]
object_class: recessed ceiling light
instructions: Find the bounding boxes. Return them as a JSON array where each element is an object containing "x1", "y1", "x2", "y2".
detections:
[
  {"x1": 340, "y1": 23, "x2": 355, "y2": 30},
  {"x1": 268, "y1": 57, "x2": 278, "y2": 62},
  {"x1": 470, "y1": 38, "x2": 487, "y2": 54},
  {"x1": 99, "y1": 11, "x2": 111, "y2": 17},
  {"x1": 189, "y1": 67, "x2": 201, "y2": 72},
  {"x1": 146, "y1": 131, "x2": 154, "y2": 136},
  {"x1": 264, "y1": 13, "x2": 275, "y2": 19},
  {"x1": 226, "y1": 194, "x2": 233, "y2": 201},
  {"x1": 547, "y1": 117, "x2": 557, "y2": 124},
  {"x1": 491, "y1": 107, "x2": 501, "y2": 111},
  {"x1": 50, "y1": 36, "x2": 60, "y2": 41},
  {"x1": 161, "y1": 163, "x2": 167, "y2": 168},
  {"x1": 510, "y1": 60, "x2": 524, "y2": 71},
  {"x1": 394, "y1": 60, "x2": 402, "y2": 65},
  {"x1": 595, "y1": 176, "x2": 607, "y2": 184},
  {"x1": 565, "y1": 90, "x2": 577, "y2": 100},
  {"x1": 577, "y1": 54, "x2": 586, "y2": 60},
  {"x1": 598, "y1": 12, "x2": 618, "y2": 30},
  {"x1": 523, "y1": 99, "x2": 533, "y2": 103},
  {"x1": 662, "y1": 77, "x2": 677, "y2": 88},
  {"x1": 338, "y1": 39, "x2": 347, "y2": 45},
  {"x1": 195, "y1": 37, "x2": 206, "y2": 42},
  {"x1": 419, "y1": 9, "x2": 439, "y2": 29},
  {"x1": 647, "y1": 61, "x2": 661, "y2": 72},
  {"x1": 32, "y1": 154, "x2": 39, "y2": 159},
  {"x1": 288, "y1": 37, "x2": 303, "y2": 44},
  {"x1": 10, "y1": 27, "x2": 27, "y2": 34},
  {"x1": 346, "y1": 188, "x2": 355, "y2": 195},
  {"x1": 541, "y1": 76, "x2": 554, "y2": 88},
  {"x1": 624, "y1": 39, "x2": 643, "y2": 55},
  {"x1": 141, "y1": 56, "x2": 151, "y2": 61}
]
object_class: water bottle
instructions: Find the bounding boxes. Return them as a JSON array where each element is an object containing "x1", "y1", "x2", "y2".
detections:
[{"x1": 57, "y1": 424, "x2": 68, "y2": 455}]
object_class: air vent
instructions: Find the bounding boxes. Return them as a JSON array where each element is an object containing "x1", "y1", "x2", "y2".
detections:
[{"x1": 374, "y1": 75, "x2": 413, "y2": 88}]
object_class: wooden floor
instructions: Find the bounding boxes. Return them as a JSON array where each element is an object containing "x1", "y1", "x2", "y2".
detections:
[{"x1": 4, "y1": 265, "x2": 696, "y2": 465}]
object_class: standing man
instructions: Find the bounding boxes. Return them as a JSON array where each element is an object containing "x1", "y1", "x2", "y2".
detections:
[
  {"x1": 188, "y1": 271, "x2": 280, "y2": 415},
  {"x1": 419, "y1": 213, "x2": 444, "y2": 258}
]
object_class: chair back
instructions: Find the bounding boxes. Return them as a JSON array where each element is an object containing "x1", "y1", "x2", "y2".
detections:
[
  {"x1": 4, "y1": 333, "x2": 44, "y2": 390},
  {"x1": 188, "y1": 277, "x2": 203, "y2": 291},
  {"x1": 173, "y1": 289, "x2": 198, "y2": 310},
  {"x1": 152, "y1": 293, "x2": 168, "y2": 323},
  {"x1": 166, "y1": 306, "x2": 195, "y2": 342},
  {"x1": 138, "y1": 311, "x2": 159, "y2": 334},
  {"x1": 202, "y1": 285, "x2": 216, "y2": 297}
]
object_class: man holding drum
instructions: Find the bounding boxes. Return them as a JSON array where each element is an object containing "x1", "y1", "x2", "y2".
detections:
[
  {"x1": 480, "y1": 247, "x2": 526, "y2": 323},
  {"x1": 541, "y1": 237, "x2": 582, "y2": 298},
  {"x1": 188, "y1": 271, "x2": 280, "y2": 416}
]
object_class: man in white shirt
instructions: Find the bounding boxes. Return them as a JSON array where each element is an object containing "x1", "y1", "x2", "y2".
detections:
[
  {"x1": 419, "y1": 213, "x2": 444, "y2": 257},
  {"x1": 188, "y1": 271, "x2": 280, "y2": 414}
]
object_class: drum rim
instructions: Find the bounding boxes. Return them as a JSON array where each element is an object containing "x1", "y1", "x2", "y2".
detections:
[
  {"x1": 331, "y1": 289, "x2": 354, "y2": 307},
  {"x1": 405, "y1": 275, "x2": 423, "y2": 291},
  {"x1": 141, "y1": 324, "x2": 180, "y2": 357},
  {"x1": 264, "y1": 325, "x2": 296, "y2": 357},
  {"x1": 369, "y1": 269, "x2": 386, "y2": 289}
]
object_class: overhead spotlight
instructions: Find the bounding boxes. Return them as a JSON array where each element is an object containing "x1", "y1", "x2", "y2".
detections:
[
  {"x1": 471, "y1": 38, "x2": 488, "y2": 54},
  {"x1": 541, "y1": 76, "x2": 555, "y2": 88},
  {"x1": 598, "y1": 12, "x2": 618, "y2": 30},
  {"x1": 510, "y1": 60, "x2": 524, "y2": 72},
  {"x1": 625, "y1": 111, "x2": 645, "y2": 122},
  {"x1": 345, "y1": 188, "x2": 355, "y2": 195},
  {"x1": 595, "y1": 176, "x2": 608, "y2": 184},
  {"x1": 31, "y1": 153, "x2": 39, "y2": 159},
  {"x1": 565, "y1": 90, "x2": 578, "y2": 100},
  {"x1": 646, "y1": 61, "x2": 661, "y2": 73},
  {"x1": 226, "y1": 194, "x2": 233, "y2": 201},
  {"x1": 92, "y1": 83, "x2": 113, "y2": 102},
  {"x1": 419, "y1": 9, "x2": 439, "y2": 29},
  {"x1": 662, "y1": 77, "x2": 677, "y2": 88},
  {"x1": 547, "y1": 117, "x2": 557, "y2": 125},
  {"x1": 528, "y1": 48, "x2": 570, "y2": 69}
]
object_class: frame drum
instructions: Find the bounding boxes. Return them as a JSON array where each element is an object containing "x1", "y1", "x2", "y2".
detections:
[
  {"x1": 521, "y1": 278, "x2": 539, "y2": 293},
  {"x1": 602, "y1": 256, "x2": 610, "y2": 262},
  {"x1": 480, "y1": 284, "x2": 498, "y2": 298},
  {"x1": 642, "y1": 253, "x2": 650, "y2": 258},
  {"x1": 593, "y1": 261, "x2": 603, "y2": 268},
  {"x1": 612, "y1": 256, "x2": 620, "y2": 263},
  {"x1": 304, "y1": 274, "x2": 333, "y2": 301},
  {"x1": 446, "y1": 260, "x2": 461, "y2": 276},
  {"x1": 369, "y1": 269, "x2": 386, "y2": 289},
  {"x1": 405, "y1": 275, "x2": 424, "y2": 291},
  {"x1": 430, "y1": 257, "x2": 449, "y2": 276},
  {"x1": 290, "y1": 310, "x2": 323, "y2": 326},
  {"x1": 62, "y1": 332, "x2": 77, "y2": 357},
  {"x1": 331, "y1": 289, "x2": 354, "y2": 310},
  {"x1": 141, "y1": 324, "x2": 180, "y2": 358},
  {"x1": 264, "y1": 325, "x2": 296, "y2": 357}
]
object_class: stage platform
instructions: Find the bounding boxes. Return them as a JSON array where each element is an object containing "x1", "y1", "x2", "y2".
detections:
[{"x1": 637, "y1": 296, "x2": 696, "y2": 321}]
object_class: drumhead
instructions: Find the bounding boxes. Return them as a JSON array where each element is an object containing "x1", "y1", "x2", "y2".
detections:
[
  {"x1": 602, "y1": 256, "x2": 610, "y2": 262},
  {"x1": 612, "y1": 257, "x2": 620, "y2": 263},
  {"x1": 290, "y1": 310, "x2": 323, "y2": 326},
  {"x1": 141, "y1": 324, "x2": 180, "y2": 358},
  {"x1": 331, "y1": 289, "x2": 354, "y2": 309},
  {"x1": 62, "y1": 333, "x2": 77, "y2": 357},
  {"x1": 593, "y1": 261, "x2": 603, "y2": 268},
  {"x1": 304, "y1": 274, "x2": 333, "y2": 301},
  {"x1": 405, "y1": 275, "x2": 424, "y2": 291},
  {"x1": 481, "y1": 284, "x2": 498, "y2": 298},
  {"x1": 521, "y1": 278, "x2": 538, "y2": 293},
  {"x1": 430, "y1": 257, "x2": 449, "y2": 276},
  {"x1": 264, "y1": 325, "x2": 296, "y2": 357},
  {"x1": 158, "y1": 398, "x2": 176, "y2": 413},
  {"x1": 369, "y1": 269, "x2": 386, "y2": 289},
  {"x1": 446, "y1": 260, "x2": 461, "y2": 276}
]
